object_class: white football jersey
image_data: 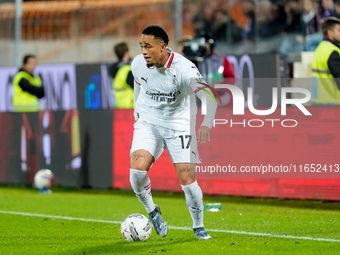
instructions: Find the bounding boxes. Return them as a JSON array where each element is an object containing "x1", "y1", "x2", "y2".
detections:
[{"x1": 131, "y1": 48, "x2": 214, "y2": 131}]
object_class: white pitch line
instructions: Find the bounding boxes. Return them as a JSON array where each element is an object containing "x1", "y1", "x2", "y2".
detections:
[
  {"x1": 0, "y1": 210, "x2": 339, "y2": 243},
  {"x1": 0, "y1": 210, "x2": 122, "y2": 224},
  {"x1": 170, "y1": 226, "x2": 340, "y2": 242}
]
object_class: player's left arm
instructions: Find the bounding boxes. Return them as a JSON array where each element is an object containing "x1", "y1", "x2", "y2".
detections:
[
  {"x1": 195, "y1": 89, "x2": 217, "y2": 143},
  {"x1": 186, "y1": 65, "x2": 217, "y2": 143}
]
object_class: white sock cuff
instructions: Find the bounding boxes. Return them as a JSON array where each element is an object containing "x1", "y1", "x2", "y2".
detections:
[
  {"x1": 181, "y1": 180, "x2": 198, "y2": 191},
  {"x1": 130, "y1": 168, "x2": 150, "y2": 193},
  {"x1": 130, "y1": 169, "x2": 148, "y2": 175}
]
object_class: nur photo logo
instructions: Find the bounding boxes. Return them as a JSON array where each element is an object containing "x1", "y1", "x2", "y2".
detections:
[{"x1": 198, "y1": 83, "x2": 312, "y2": 128}]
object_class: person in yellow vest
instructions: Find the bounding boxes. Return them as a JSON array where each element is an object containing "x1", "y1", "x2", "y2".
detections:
[
  {"x1": 108, "y1": 42, "x2": 134, "y2": 109},
  {"x1": 311, "y1": 17, "x2": 340, "y2": 104},
  {"x1": 12, "y1": 54, "x2": 45, "y2": 112}
]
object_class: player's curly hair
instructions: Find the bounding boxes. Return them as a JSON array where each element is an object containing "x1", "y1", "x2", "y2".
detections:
[{"x1": 142, "y1": 25, "x2": 169, "y2": 45}]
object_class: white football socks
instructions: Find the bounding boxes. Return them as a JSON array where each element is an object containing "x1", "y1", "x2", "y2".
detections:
[
  {"x1": 181, "y1": 180, "x2": 204, "y2": 229},
  {"x1": 130, "y1": 169, "x2": 156, "y2": 213}
]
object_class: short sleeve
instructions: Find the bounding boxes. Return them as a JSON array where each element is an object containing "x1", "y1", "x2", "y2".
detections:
[{"x1": 181, "y1": 62, "x2": 208, "y2": 91}]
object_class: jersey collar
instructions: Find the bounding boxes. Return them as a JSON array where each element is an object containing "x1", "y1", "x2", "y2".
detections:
[{"x1": 163, "y1": 47, "x2": 174, "y2": 69}]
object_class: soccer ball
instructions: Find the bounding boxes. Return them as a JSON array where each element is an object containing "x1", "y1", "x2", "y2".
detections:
[
  {"x1": 34, "y1": 169, "x2": 55, "y2": 190},
  {"x1": 121, "y1": 213, "x2": 152, "y2": 241}
]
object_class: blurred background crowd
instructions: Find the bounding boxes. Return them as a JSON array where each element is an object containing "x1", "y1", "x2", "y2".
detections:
[
  {"x1": 192, "y1": 0, "x2": 338, "y2": 41},
  {"x1": 189, "y1": 0, "x2": 340, "y2": 54},
  {"x1": 1, "y1": 0, "x2": 339, "y2": 65}
]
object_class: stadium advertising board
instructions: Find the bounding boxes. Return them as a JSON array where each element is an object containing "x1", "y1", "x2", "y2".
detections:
[
  {"x1": 113, "y1": 107, "x2": 340, "y2": 200},
  {"x1": 0, "y1": 111, "x2": 81, "y2": 186},
  {"x1": 0, "y1": 110, "x2": 113, "y2": 189},
  {"x1": 75, "y1": 63, "x2": 114, "y2": 110}
]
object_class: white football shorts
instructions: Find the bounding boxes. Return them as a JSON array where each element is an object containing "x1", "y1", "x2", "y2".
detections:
[{"x1": 130, "y1": 120, "x2": 201, "y2": 164}]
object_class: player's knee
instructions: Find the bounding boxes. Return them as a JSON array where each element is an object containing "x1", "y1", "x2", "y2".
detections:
[
  {"x1": 179, "y1": 178, "x2": 195, "y2": 185},
  {"x1": 130, "y1": 158, "x2": 151, "y2": 170},
  {"x1": 178, "y1": 174, "x2": 196, "y2": 185},
  {"x1": 130, "y1": 162, "x2": 149, "y2": 171},
  {"x1": 130, "y1": 150, "x2": 153, "y2": 170}
]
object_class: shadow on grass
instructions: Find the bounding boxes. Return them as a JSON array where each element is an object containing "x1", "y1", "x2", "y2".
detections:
[{"x1": 58, "y1": 238, "x2": 193, "y2": 255}]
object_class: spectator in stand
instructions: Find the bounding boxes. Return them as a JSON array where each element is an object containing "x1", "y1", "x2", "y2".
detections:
[
  {"x1": 302, "y1": 0, "x2": 323, "y2": 50},
  {"x1": 210, "y1": 9, "x2": 243, "y2": 43},
  {"x1": 319, "y1": 0, "x2": 336, "y2": 21},
  {"x1": 334, "y1": 0, "x2": 340, "y2": 18},
  {"x1": 258, "y1": 1, "x2": 287, "y2": 38},
  {"x1": 241, "y1": 0, "x2": 256, "y2": 40},
  {"x1": 191, "y1": 1, "x2": 213, "y2": 37},
  {"x1": 229, "y1": 0, "x2": 248, "y2": 31},
  {"x1": 302, "y1": 0, "x2": 320, "y2": 35},
  {"x1": 191, "y1": 15, "x2": 211, "y2": 37},
  {"x1": 284, "y1": 0, "x2": 303, "y2": 33}
]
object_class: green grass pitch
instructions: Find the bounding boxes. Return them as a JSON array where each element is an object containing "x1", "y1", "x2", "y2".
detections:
[{"x1": 1, "y1": 186, "x2": 340, "y2": 255}]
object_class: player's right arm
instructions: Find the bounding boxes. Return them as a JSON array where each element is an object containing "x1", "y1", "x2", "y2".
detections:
[{"x1": 133, "y1": 79, "x2": 141, "y2": 121}]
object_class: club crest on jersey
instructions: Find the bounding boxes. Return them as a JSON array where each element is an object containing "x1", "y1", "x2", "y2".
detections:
[{"x1": 173, "y1": 77, "x2": 179, "y2": 86}]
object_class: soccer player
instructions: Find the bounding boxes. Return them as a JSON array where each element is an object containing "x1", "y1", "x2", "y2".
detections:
[{"x1": 130, "y1": 25, "x2": 216, "y2": 239}]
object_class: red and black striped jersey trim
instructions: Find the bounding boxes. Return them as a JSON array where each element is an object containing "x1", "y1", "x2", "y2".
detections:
[{"x1": 166, "y1": 52, "x2": 174, "y2": 68}]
